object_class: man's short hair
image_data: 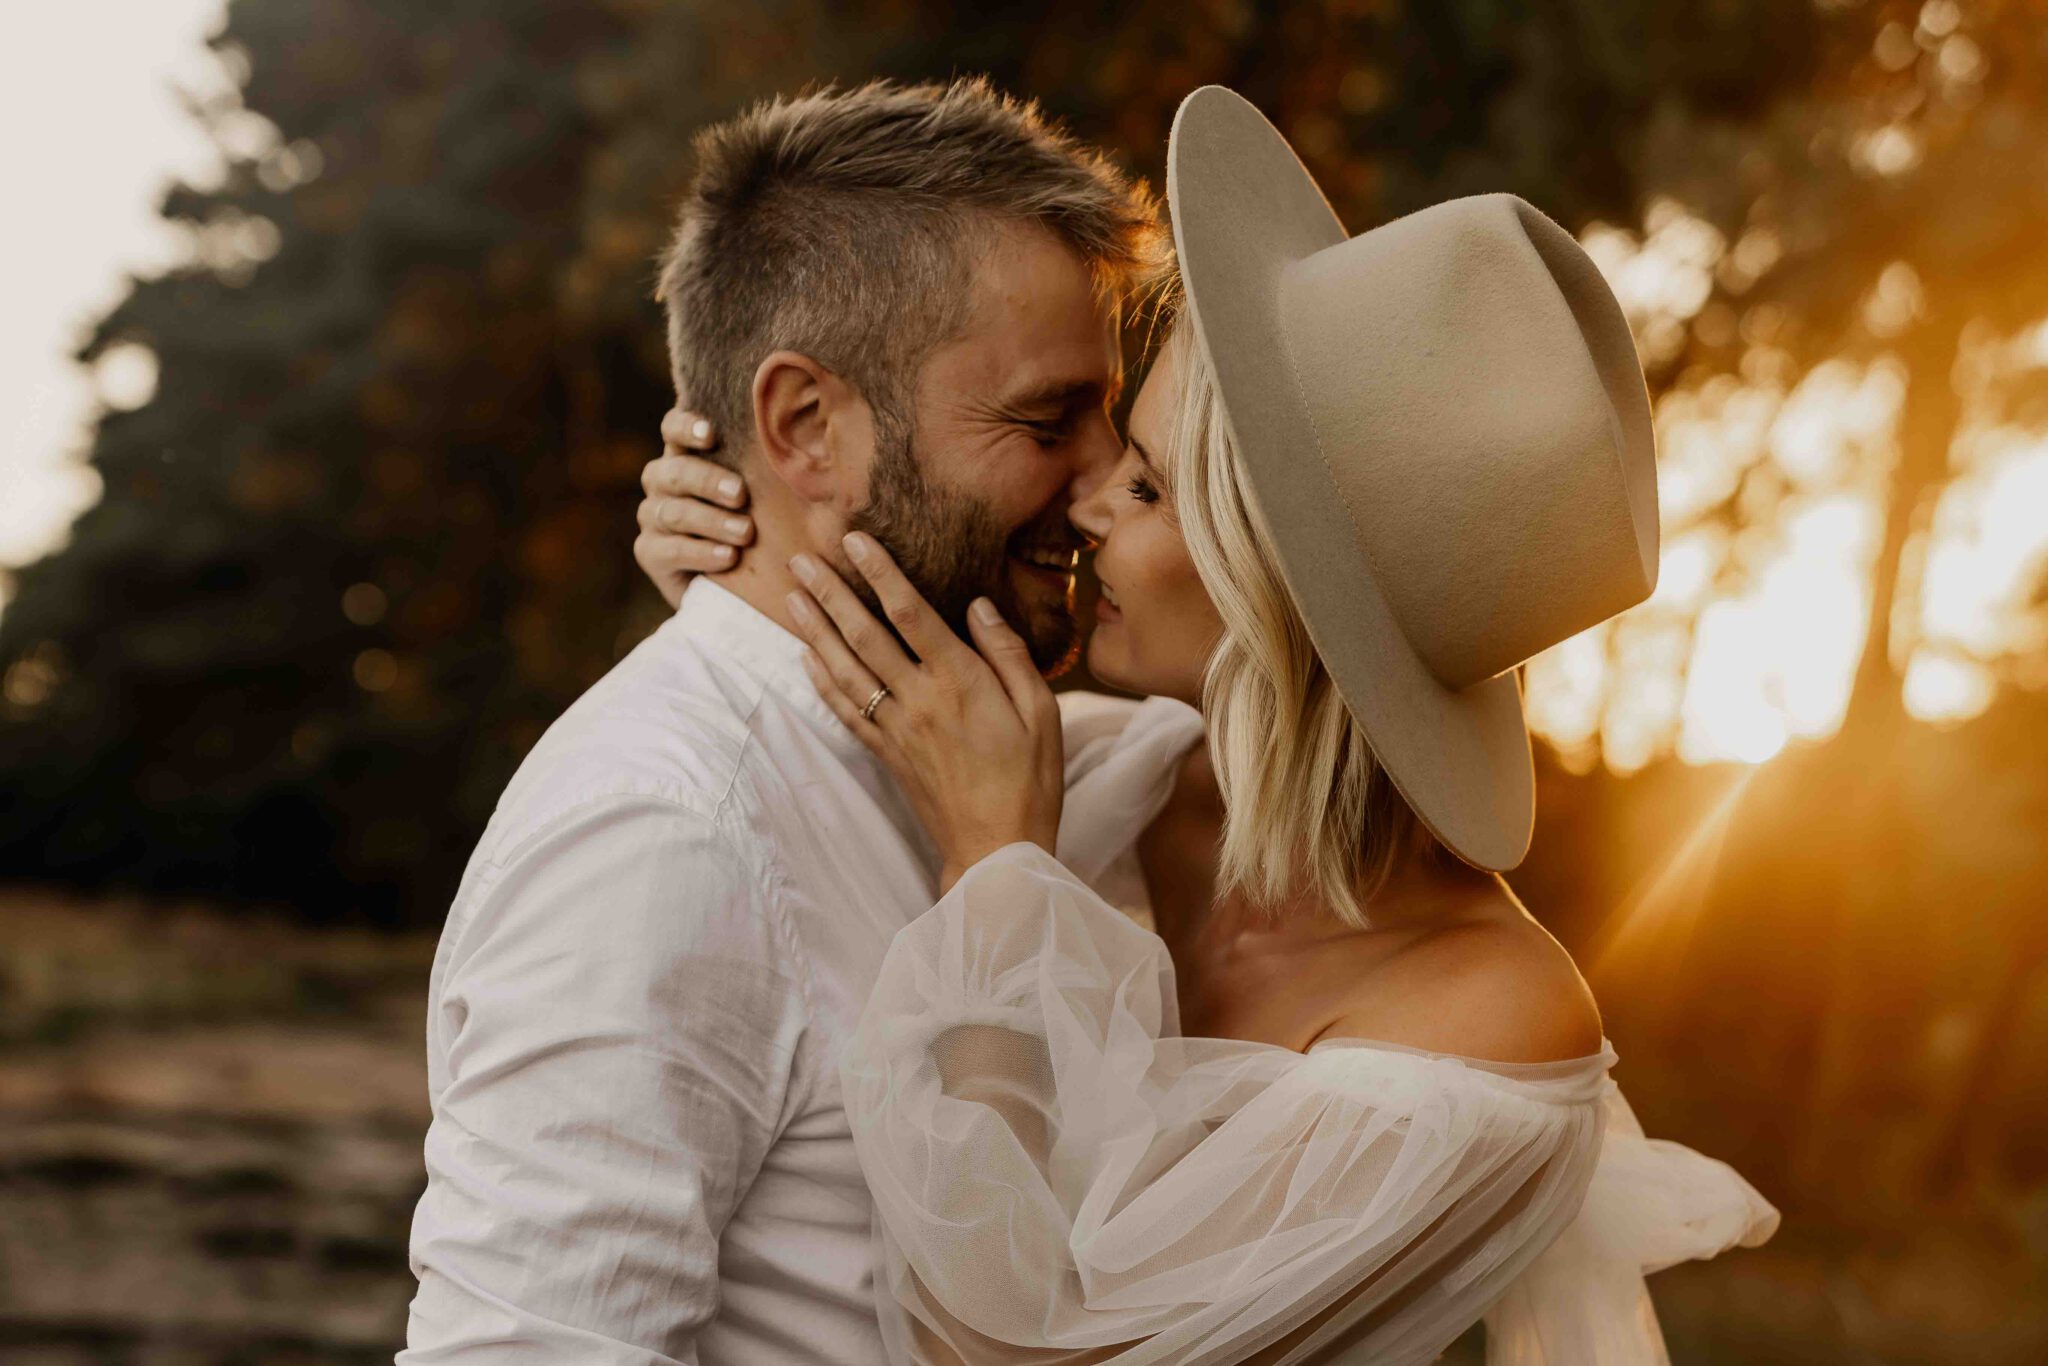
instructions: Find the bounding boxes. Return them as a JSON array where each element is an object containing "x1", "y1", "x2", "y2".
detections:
[{"x1": 656, "y1": 77, "x2": 1164, "y2": 467}]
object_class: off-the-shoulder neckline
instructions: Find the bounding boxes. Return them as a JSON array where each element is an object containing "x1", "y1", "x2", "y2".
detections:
[{"x1": 1305, "y1": 1033, "x2": 1619, "y2": 1075}]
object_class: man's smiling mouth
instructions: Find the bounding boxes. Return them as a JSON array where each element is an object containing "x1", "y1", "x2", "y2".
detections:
[{"x1": 1012, "y1": 545, "x2": 1079, "y2": 574}]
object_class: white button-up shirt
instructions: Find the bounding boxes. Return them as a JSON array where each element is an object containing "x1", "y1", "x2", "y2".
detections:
[{"x1": 400, "y1": 576, "x2": 1201, "y2": 1366}]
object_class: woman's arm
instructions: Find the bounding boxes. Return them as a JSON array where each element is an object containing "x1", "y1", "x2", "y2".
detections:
[
  {"x1": 782, "y1": 549, "x2": 1612, "y2": 1361},
  {"x1": 914, "y1": 1008, "x2": 1544, "y2": 1366},
  {"x1": 839, "y1": 843, "x2": 1614, "y2": 1365}
]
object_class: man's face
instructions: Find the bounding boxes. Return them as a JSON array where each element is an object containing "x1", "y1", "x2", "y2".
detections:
[{"x1": 847, "y1": 222, "x2": 1124, "y2": 678}]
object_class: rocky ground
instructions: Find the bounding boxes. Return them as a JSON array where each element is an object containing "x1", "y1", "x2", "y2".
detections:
[
  {"x1": 1, "y1": 888, "x2": 2039, "y2": 1365},
  {"x1": 0, "y1": 892, "x2": 430, "y2": 1365}
]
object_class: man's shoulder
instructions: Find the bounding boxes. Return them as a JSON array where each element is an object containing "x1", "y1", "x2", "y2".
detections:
[
  {"x1": 482, "y1": 621, "x2": 765, "y2": 860},
  {"x1": 436, "y1": 632, "x2": 797, "y2": 985}
]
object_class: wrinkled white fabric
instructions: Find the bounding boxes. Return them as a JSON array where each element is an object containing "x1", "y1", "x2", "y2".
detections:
[
  {"x1": 840, "y1": 837, "x2": 1778, "y2": 1365},
  {"x1": 405, "y1": 579, "x2": 934, "y2": 1366},
  {"x1": 1483, "y1": 1079, "x2": 1780, "y2": 1364},
  {"x1": 403, "y1": 587, "x2": 1193, "y2": 1366},
  {"x1": 1052, "y1": 691, "x2": 1208, "y2": 917}
]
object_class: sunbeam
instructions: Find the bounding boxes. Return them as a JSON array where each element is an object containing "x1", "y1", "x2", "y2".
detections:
[{"x1": 1584, "y1": 765, "x2": 1764, "y2": 984}]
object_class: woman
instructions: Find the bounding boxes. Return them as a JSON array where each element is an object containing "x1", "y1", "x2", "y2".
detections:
[{"x1": 638, "y1": 87, "x2": 1775, "y2": 1363}]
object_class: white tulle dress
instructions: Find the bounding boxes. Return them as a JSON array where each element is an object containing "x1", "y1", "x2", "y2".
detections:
[{"x1": 838, "y1": 695, "x2": 1778, "y2": 1364}]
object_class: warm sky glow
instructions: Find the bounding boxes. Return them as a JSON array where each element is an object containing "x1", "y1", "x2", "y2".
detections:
[{"x1": 0, "y1": 1, "x2": 230, "y2": 615}]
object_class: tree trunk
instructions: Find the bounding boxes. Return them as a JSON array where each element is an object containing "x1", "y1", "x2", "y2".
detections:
[
  {"x1": 1839, "y1": 318, "x2": 1966, "y2": 745},
  {"x1": 1797, "y1": 318, "x2": 1966, "y2": 1194},
  {"x1": 1922, "y1": 957, "x2": 2042, "y2": 1199}
]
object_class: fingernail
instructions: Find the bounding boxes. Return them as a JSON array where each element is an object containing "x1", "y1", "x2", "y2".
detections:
[
  {"x1": 713, "y1": 544, "x2": 734, "y2": 562},
  {"x1": 724, "y1": 516, "x2": 749, "y2": 538},
  {"x1": 786, "y1": 590, "x2": 814, "y2": 622},
  {"x1": 789, "y1": 554, "x2": 817, "y2": 584},
  {"x1": 971, "y1": 597, "x2": 1000, "y2": 627},
  {"x1": 719, "y1": 474, "x2": 742, "y2": 500},
  {"x1": 841, "y1": 532, "x2": 870, "y2": 563},
  {"x1": 692, "y1": 418, "x2": 712, "y2": 443}
]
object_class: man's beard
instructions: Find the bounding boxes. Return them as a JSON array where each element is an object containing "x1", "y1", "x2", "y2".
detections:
[{"x1": 845, "y1": 423, "x2": 1081, "y2": 678}]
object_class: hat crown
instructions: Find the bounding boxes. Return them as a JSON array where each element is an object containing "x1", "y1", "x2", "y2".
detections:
[
  {"x1": 1166, "y1": 83, "x2": 1663, "y2": 869},
  {"x1": 1274, "y1": 195, "x2": 1659, "y2": 689}
]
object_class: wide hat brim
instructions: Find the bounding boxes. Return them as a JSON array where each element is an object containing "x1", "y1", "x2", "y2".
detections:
[{"x1": 1166, "y1": 86, "x2": 1536, "y2": 871}]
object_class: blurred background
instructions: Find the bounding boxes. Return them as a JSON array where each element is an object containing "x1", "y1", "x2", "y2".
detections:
[{"x1": 3, "y1": 0, "x2": 2045, "y2": 1362}]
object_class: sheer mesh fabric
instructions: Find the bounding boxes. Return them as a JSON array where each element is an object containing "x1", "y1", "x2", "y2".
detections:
[{"x1": 840, "y1": 842, "x2": 1778, "y2": 1365}]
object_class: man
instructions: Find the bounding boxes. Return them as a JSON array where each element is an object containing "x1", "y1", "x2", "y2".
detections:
[{"x1": 400, "y1": 78, "x2": 1163, "y2": 1364}]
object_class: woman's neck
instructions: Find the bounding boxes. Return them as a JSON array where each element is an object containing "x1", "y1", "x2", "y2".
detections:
[{"x1": 1141, "y1": 741, "x2": 1507, "y2": 957}]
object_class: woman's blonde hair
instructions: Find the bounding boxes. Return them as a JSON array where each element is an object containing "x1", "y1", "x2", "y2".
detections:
[{"x1": 1159, "y1": 307, "x2": 1443, "y2": 928}]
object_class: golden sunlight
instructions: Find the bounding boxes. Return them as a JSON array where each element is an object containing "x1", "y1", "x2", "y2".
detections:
[
  {"x1": 1584, "y1": 766, "x2": 1761, "y2": 983},
  {"x1": 1907, "y1": 437, "x2": 2048, "y2": 721},
  {"x1": 1525, "y1": 205, "x2": 2047, "y2": 773}
]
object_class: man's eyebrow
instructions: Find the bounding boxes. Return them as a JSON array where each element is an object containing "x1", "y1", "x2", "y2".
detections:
[{"x1": 998, "y1": 377, "x2": 1108, "y2": 417}]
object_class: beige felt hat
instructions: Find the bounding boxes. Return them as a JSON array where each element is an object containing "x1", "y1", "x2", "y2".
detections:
[{"x1": 1166, "y1": 86, "x2": 1660, "y2": 871}]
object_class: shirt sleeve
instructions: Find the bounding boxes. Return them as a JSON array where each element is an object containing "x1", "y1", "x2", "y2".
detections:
[
  {"x1": 401, "y1": 797, "x2": 809, "y2": 1365},
  {"x1": 836, "y1": 842, "x2": 1618, "y2": 1366}
]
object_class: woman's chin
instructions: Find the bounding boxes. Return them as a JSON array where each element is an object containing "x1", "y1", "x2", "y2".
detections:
[
  {"x1": 1085, "y1": 632, "x2": 1206, "y2": 708},
  {"x1": 1081, "y1": 634, "x2": 1130, "y2": 688},
  {"x1": 1084, "y1": 631, "x2": 1139, "y2": 695}
]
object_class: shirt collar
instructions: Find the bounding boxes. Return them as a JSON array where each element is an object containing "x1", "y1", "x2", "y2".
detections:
[{"x1": 670, "y1": 577, "x2": 866, "y2": 752}]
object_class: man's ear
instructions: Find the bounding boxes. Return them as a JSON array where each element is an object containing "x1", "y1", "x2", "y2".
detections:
[{"x1": 751, "y1": 350, "x2": 876, "y2": 508}]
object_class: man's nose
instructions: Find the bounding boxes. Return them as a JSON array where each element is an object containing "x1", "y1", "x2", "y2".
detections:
[
  {"x1": 1068, "y1": 467, "x2": 1113, "y2": 543},
  {"x1": 1066, "y1": 417, "x2": 1123, "y2": 503}
]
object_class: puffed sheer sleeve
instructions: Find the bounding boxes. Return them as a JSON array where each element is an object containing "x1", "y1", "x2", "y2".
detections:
[
  {"x1": 1482, "y1": 1082, "x2": 1780, "y2": 1363},
  {"x1": 1053, "y1": 692, "x2": 1207, "y2": 920},
  {"x1": 839, "y1": 840, "x2": 1779, "y2": 1366}
]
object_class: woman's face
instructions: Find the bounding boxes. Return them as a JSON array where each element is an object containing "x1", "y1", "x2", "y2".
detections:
[{"x1": 1068, "y1": 341, "x2": 1225, "y2": 706}]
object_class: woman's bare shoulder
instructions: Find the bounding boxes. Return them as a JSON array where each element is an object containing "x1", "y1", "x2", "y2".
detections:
[{"x1": 1318, "y1": 913, "x2": 1604, "y2": 1065}]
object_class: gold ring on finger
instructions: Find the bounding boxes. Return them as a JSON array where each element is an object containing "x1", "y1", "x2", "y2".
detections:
[{"x1": 860, "y1": 685, "x2": 891, "y2": 722}]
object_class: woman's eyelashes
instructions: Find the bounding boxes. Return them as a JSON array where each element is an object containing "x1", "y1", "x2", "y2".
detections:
[{"x1": 1125, "y1": 472, "x2": 1160, "y2": 504}]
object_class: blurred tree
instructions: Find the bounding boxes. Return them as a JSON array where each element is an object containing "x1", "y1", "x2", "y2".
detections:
[
  {"x1": 1631, "y1": 0, "x2": 2048, "y2": 746},
  {"x1": 0, "y1": 0, "x2": 1826, "y2": 923},
  {"x1": 0, "y1": 0, "x2": 662, "y2": 920},
  {"x1": 1560, "y1": 0, "x2": 2048, "y2": 1207}
]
